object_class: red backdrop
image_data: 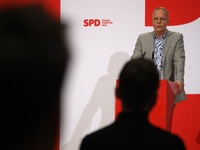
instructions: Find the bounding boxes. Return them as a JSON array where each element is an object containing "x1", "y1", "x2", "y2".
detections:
[
  {"x1": 145, "y1": 0, "x2": 200, "y2": 26},
  {"x1": 0, "y1": 0, "x2": 60, "y2": 20}
]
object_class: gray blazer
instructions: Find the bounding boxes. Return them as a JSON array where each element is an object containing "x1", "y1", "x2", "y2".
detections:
[{"x1": 131, "y1": 29, "x2": 186, "y2": 103}]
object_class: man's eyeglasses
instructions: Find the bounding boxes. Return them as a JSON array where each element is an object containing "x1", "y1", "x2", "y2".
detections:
[{"x1": 152, "y1": 17, "x2": 166, "y2": 23}]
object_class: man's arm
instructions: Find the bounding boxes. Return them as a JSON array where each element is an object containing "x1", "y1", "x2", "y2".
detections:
[
  {"x1": 174, "y1": 33, "x2": 185, "y2": 92},
  {"x1": 130, "y1": 35, "x2": 143, "y2": 59}
]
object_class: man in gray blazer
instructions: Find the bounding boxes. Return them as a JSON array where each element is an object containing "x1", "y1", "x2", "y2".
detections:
[{"x1": 131, "y1": 7, "x2": 186, "y2": 103}]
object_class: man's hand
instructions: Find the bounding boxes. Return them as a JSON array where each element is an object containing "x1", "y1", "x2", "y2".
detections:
[{"x1": 175, "y1": 81, "x2": 184, "y2": 93}]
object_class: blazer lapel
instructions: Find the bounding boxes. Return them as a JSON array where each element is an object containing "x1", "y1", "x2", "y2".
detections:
[
  {"x1": 163, "y1": 30, "x2": 172, "y2": 65},
  {"x1": 148, "y1": 32, "x2": 155, "y2": 59}
]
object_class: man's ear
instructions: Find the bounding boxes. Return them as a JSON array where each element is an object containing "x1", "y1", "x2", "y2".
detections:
[
  {"x1": 115, "y1": 87, "x2": 121, "y2": 99},
  {"x1": 166, "y1": 19, "x2": 169, "y2": 25},
  {"x1": 149, "y1": 91, "x2": 158, "y2": 107}
]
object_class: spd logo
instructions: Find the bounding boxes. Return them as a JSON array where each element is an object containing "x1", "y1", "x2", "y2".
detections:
[
  {"x1": 83, "y1": 19, "x2": 113, "y2": 27},
  {"x1": 84, "y1": 19, "x2": 101, "y2": 26}
]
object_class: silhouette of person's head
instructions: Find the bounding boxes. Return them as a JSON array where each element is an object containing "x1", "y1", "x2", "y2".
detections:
[
  {"x1": 0, "y1": 5, "x2": 70, "y2": 150},
  {"x1": 116, "y1": 58, "x2": 159, "y2": 112}
]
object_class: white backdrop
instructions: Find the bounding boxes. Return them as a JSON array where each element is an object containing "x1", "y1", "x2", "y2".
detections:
[{"x1": 60, "y1": 1, "x2": 200, "y2": 150}]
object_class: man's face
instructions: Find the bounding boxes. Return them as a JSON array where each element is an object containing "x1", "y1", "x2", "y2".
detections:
[{"x1": 152, "y1": 9, "x2": 169, "y2": 35}]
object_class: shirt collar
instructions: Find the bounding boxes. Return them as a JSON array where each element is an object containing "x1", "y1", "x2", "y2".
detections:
[{"x1": 154, "y1": 32, "x2": 166, "y2": 40}]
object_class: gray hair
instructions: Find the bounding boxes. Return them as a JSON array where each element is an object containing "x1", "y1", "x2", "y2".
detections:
[{"x1": 152, "y1": 7, "x2": 169, "y2": 20}]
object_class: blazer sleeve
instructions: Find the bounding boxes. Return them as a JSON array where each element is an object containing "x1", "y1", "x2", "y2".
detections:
[
  {"x1": 130, "y1": 35, "x2": 143, "y2": 59},
  {"x1": 174, "y1": 33, "x2": 185, "y2": 83}
]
